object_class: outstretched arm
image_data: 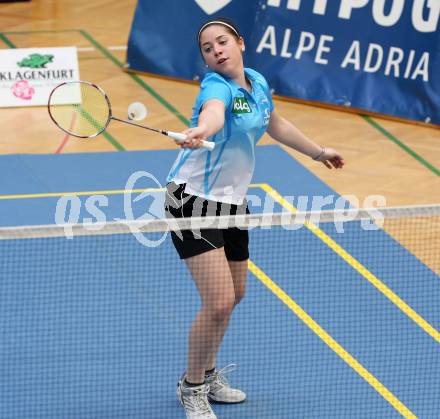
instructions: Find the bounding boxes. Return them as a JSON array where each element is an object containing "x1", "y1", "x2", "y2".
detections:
[
  {"x1": 267, "y1": 111, "x2": 344, "y2": 169},
  {"x1": 178, "y1": 99, "x2": 225, "y2": 148}
]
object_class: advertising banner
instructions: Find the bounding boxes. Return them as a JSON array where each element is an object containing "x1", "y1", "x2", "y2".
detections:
[
  {"x1": 0, "y1": 47, "x2": 80, "y2": 107},
  {"x1": 127, "y1": 1, "x2": 440, "y2": 125}
]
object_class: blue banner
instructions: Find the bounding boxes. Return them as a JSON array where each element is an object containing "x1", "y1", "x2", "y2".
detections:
[{"x1": 127, "y1": 0, "x2": 440, "y2": 125}]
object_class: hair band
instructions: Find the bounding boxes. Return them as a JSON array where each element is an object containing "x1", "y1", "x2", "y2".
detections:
[{"x1": 198, "y1": 21, "x2": 240, "y2": 43}]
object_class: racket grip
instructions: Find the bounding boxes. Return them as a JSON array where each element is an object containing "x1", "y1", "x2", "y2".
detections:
[{"x1": 167, "y1": 131, "x2": 215, "y2": 151}]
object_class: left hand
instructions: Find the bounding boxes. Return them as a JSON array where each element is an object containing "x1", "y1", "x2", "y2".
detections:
[{"x1": 316, "y1": 148, "x2": 345, "y2": 169}]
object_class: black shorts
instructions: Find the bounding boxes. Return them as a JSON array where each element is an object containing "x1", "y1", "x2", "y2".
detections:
[{"x1": 165, "y1": 182, "x2": 249, "y2": 261}]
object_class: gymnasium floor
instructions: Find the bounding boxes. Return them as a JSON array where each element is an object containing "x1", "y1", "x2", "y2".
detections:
[
  {"x1": 1, "y1": 1, "x2": 439, "y2": 418},
  {"x1": 1, "y1": 147, "x2": 439, "y2": 418}
]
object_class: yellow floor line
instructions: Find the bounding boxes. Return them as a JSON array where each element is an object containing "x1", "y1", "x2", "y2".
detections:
[
  {"x1": 0, "y1": 188, "x2": 165, "y2": 200},
  {"x1": 258, "y1": 183, "x2": 440, "y2": 344},
  {"x1": 248, "y1": 260, "x2": 416, "y2": 418},
  {"x1": 5, "y1": 181, "x2": 438, "y2": 343},
  {"x1": 3, "y1": 180, "x2": 421, "y2": 416},
  {"x1": 0, "y1": 184, "x2": 262, "y2": 200}
]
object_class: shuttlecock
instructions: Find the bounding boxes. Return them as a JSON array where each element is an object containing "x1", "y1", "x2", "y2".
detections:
[{"x1": 128, "y1": 102, "x2": 147, "y2": 121}]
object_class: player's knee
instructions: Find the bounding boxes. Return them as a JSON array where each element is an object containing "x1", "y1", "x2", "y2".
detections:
[{"x1": 209, "y1": 296, "x2": 235, "y2": 322}]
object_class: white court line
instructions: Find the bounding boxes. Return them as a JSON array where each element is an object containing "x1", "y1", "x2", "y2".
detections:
[{"x1": 77, "y1": 45, "x2": 127, "y2": 52}]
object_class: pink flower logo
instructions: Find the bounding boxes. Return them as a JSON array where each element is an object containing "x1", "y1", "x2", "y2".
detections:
[{"x1": 11, "y1": 80, "x2": 35, "y2": 100}]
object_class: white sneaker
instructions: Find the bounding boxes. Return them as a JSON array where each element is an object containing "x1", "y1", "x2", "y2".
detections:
[
  {"x1": 177, "y1": 380, "x2": 217, "y2": 419},
  {"x1": 205, "y1": 364, "x2": 246, "y2": 404}
]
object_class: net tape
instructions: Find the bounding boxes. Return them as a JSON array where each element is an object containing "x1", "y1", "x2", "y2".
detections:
[{"x1": 1, "y1": 204, "x2": 439, "y2": 240}]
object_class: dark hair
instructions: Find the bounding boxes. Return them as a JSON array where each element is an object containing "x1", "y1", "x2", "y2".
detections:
[{"x1": 197, "y1": 17, "x2": 241, "y2": 49}]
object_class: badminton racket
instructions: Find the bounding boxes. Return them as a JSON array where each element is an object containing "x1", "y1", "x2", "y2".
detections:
[{"x1": 47, "y1": 81, "x2": 215, "y2": 150}]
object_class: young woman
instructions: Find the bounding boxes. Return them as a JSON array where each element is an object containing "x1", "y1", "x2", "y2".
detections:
[{"x1": 165, "y1": 17, "x2": 344, "y2": 419}]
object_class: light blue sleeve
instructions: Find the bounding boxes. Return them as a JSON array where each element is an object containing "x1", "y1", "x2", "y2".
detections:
[
  {"x1": 189, "y1": 73, "x2": 233, "y2": 127},
  {"x1": 197, "y1": 72, "x2": 232, "y2": 109}
]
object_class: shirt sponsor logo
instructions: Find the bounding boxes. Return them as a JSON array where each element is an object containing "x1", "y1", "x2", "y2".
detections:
[{"x1": 232, "y1": 96, "x2": 252, "y2": 114}]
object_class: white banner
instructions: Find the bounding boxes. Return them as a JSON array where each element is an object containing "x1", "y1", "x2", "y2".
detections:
[{"x1": 0, "y1": 47, "x2": 80, "y2": 107}]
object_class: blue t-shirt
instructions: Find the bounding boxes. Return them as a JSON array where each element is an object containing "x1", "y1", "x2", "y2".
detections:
[{"x1": 167, "y1": 68, "x2": 274, "y2": 205}]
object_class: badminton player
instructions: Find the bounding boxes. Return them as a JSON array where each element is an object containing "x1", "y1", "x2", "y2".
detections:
[{"x1": 165, "y1": 17, "x2": 344, "y2": 419}]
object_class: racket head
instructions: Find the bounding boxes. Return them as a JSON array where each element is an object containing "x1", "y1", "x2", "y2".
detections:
[{"x1": 48, "y1": 81, "x2": 112, "y2": 138}]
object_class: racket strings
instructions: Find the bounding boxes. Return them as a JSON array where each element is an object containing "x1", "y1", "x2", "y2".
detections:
[{"x1": 49, "y1": 82, "x2": 111, "y2": 138}]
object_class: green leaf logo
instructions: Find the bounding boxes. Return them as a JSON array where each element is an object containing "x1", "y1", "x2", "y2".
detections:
[{"x1": 17, "y1": 53, "x2": 54, "y2": 69}]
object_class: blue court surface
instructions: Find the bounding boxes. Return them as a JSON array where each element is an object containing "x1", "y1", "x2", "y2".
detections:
[{"x1": 1, "y1": 145, "x2": 439, "y2": 418}]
